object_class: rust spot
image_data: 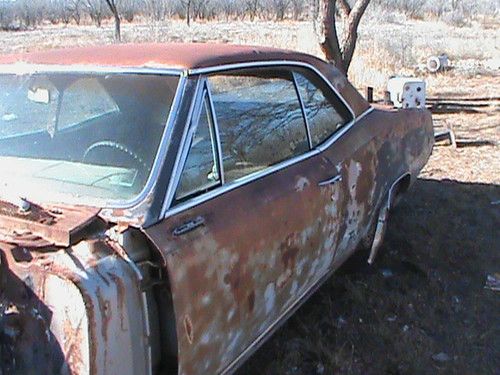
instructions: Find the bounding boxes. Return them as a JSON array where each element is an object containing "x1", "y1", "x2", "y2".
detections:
[
  {"x1": 184, "y1": 315, "x2": 194, "y2": 344},
  {"x1": 62, "y1": 313, "x2": 85, "y2": 373},
  {"x1": 247, "y1": 291, "x2": 255, "y2": 313},
  {"x1": 96, "y1": 289, "x2": 111, "y2": 343},
  {"x1": 277, "y1": 234, "x2": 300, "y2": 289},
  {"x1": 108, "y1": 273, "x2": 126, "y2": 330},
  {"x1": 222, "y1": 254, "x2": 253, "y2": 306},
  {"x1": 282, "y1": 245, "x2": 299, "y2": 271}
]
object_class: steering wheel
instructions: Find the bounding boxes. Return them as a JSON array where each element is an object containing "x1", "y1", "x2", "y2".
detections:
[{"x1": 82, "y1": 141, "x2": 147, "y2": 171}]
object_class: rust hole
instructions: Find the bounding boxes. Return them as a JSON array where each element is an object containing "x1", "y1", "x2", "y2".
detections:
[{"x1": 183, "y1": 315, "x2": 194, "y2": 344}]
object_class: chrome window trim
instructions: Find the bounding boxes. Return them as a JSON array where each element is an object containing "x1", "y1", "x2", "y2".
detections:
[
  {"x1": 172, "y1": 84, "x2": 222, "y2": 202},
  {"x1": 292, "y1": 71, "x2": 313, "y2": 150},
  {"x1": 165, "y1": 149, "x2": 321, "y2": 218},
  {"x1": 187, "y1": 60, "x2": 356, "y2": 120},
  {"x1": 316, "y1": 106, "x2": 374, "y2": 153},
  {"x1": 0, "y1": 64, "x2": 185, "y2": 210},
  {"x1": 161, "y1": 77, "x2": 204, "y2": 214},
  {"x1": 0, "y1": 63, "x2": 183, "y2": 76},
  {"x1": 161, "y1": 105, "x2": 373, "y2": 219},
  {"x1": 206, "y1": 82, "x2": 225, "y2": 185}
]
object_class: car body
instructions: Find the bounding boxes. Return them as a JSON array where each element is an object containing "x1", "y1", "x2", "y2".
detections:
[{"x1": 0, "y1": 43, "x2": 434, "y2": 375}]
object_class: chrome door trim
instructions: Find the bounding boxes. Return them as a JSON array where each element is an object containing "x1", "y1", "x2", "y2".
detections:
[
  {"x1": 206, "y1": 81, "x2": 225, "y2": 185},
  {"x1": 161, "y1": 105, "x2": 374, "y2": 219},
  {"x1": 318, "y1": 174, "x2": 342, "y2": 186},
  {"x1": 160, "y1": 77, "x2": 204, "y2": 214},
  {"x1": 292, "y1": 71, "x2": 313, "y2": 150},
  {"x1": 0, "y1": 63, "x2": 183, "y2": 76},
  {"x1": 187, "y1": 60, "x2": 356, "y2": 120},
  {"x1": 164, "y1": 149, "x2": 321, "y2": 218},
  {"x1": 388, "y1": 172, "x2": 412, "y2": 209},
  {"x1": 316, "y1": 106, "x2": 374, "y2": 153}
]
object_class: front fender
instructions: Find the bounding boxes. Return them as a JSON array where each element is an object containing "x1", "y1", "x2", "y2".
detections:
[{"x1": 0, "y1": 239, "x2": 151, "y2": 375}]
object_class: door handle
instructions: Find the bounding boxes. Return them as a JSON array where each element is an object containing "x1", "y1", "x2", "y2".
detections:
[
  {"x1": 318, "y1": 174, "x2": 342, "y2": 187},
  {"x1": 173, "y1": 216, "x2": 205, "y2": 236}
]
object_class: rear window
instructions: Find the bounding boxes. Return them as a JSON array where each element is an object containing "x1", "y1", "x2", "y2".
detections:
[{"x1": 294, "y1": 69, "x2": 353, "y2": 147}]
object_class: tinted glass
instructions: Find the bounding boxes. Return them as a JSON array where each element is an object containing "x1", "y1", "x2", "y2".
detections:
[
  {"x1": 294, "y1": 70, "x2": 352, "y2": 147},
  {"x1": 175, "y1": 96, "x2": 220, "y2": 201},
  {"x1": 209, "y1": 69, "x2": 309, "y2": 182}
]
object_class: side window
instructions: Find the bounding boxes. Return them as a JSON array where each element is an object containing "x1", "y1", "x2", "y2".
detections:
[
  {"x1": 175, "y1": 94, "x2": 220, "y2": 201},
  {"x1": 209, "y1": 69, "x2": 309, "y2": 183},
  {"x1": 294, "y1": 70, "x2": 353, "y2": 147}
]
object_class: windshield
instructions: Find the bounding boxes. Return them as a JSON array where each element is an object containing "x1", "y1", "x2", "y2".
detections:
[{"x1": 0, "y1": 71, "x2": 179, "y2": 206}]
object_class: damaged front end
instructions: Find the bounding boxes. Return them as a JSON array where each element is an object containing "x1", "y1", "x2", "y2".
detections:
[{"x1": 0, "y1": 200, "x2": 157, "y2": 375}]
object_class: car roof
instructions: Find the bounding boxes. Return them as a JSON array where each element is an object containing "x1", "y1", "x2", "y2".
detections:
[
  {"x1": 0, "y1": 42, "x2": 370, "y2": 117},
  {"x1": 0, "y1": 43, "x2": 328, "y2": 72}
]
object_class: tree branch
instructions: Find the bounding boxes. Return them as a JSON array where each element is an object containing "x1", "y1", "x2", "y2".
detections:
[
  {"x1": 340, "y1": 0, "x2": 370, "y2": 72},
  {"x1": 337, "y1": 0, "x2": 351, "y2": 17},
  {"x1": 314, "y1": 0, "x2": 345, "y2": 73}
]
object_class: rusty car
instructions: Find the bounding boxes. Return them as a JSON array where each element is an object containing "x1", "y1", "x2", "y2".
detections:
[{"x1": 0, "y1": 43, "x2": 434, "y2": 375}]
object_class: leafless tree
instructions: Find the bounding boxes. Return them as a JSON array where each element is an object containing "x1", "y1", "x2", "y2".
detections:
[
  {"x1": 144, "y1": 0, "x2": 169, "y2": 21},
  {"x1": 192, "y1": 0, "x2": 212, "y2": 20},
  {"x1": 83, "y1": 0, "x2": 105, "y2": 27},
  {"x1": 120, "y1": 0, "x2": 138, "y2": 22},
  {"x1": 180, "y1": 0, "x2": 192, "y2": 25},
  {"x1": 217, "y1": 0, "x2": 237, "y2": 21},
  {"x1": 313, "y1": 0, "x2": 371, "y2": 75},
  {"x1": 15, "y1": 0, "x2": 42, "y2": 28},
  {"x1": 290, "y1": 0, "x2": 304, "y2": 20},
  {"x1": 103, "y1": 0, "x2": 121, "y2": 41},
  {"x1": 67, "y1": 0, "x2": 82, "y2": 25},
  {"x1": 269, "y1": 0, "x2": 290, "y2": 20},
  {"x1": 245, "y1": 0, "x2": 260, "y2": 21}
]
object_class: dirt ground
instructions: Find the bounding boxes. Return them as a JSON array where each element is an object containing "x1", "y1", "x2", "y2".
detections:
[{"x1": 1, "y1": 19, "x2": 499, "y2": 375}]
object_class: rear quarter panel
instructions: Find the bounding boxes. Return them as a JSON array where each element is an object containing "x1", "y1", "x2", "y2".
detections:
[{"x1": 323, "y1": 105, "x2": 434, "y2": 266}]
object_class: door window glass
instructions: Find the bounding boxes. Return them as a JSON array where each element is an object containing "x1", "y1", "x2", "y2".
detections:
[
  {"x1": 294, "y1": 70, "x2": 352, "y2": 147},
  {"x1": 175, "y1": 95, "x2": 220, "y2": 200},
  {"x1": 209, "y1": 69, "x2": 309, "y2": 183}
]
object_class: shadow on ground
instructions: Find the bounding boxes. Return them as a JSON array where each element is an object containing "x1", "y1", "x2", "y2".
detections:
[{"x1": 237, "y1": 178, "x2": 500, "y2": 375}]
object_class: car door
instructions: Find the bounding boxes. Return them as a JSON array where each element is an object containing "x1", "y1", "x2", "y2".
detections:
[{"x1": 145, "y1": 66, "x2": 354, "y2": 375}]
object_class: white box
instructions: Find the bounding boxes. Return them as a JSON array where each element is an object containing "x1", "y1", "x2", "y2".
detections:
[{"x1": 387, "y1": 77, "x2": 426, "y2": 109}]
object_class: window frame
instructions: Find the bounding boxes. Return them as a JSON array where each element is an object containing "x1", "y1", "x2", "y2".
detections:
[
  {"x1": 163, "y1": 62, "x2": 367, "y2": 218},
  {"x1": 207, "y1": 67, "x2": 311, "y2": 184},
  {"x1": 292, "y1": 69, "x2": 354, "y2": 148},
  {"x1": 172, "y1": 81, "x2": 223, "y2": 204}
]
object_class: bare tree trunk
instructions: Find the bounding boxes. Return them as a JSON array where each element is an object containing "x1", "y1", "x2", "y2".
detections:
[
  {"x1": 313, "y1": 0, "x2": 371, "y2": 75},
  {"x1": 104, "y1": 0, "x2": 121, "y2": 42},
  {"x1": 113, "y1": 12, "x2": 121, "y2": 41},
  {"x1": 186, "y1": 0, "x2": 192, "y2": 26},
  {"x1": 314, "y1": 0, "x2": 344, "y2": 72}
]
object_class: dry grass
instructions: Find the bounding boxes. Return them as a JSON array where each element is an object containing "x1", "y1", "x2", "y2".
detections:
[
  {"x1": 1, "y1": 17, "x2": 498, "y2": 92},
  {"x1": 1, "y1": 17, "x2": 499, "y2": 375}
]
